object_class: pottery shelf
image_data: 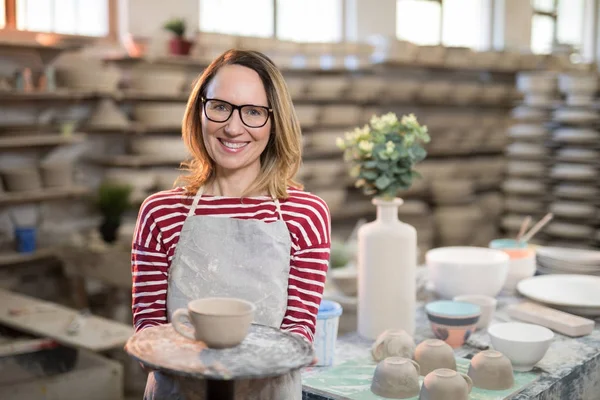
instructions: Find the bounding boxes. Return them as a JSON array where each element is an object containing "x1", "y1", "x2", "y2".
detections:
[
  {"x1": 102, "y1": 54, "x2": 369, "y2": 74},
  {"x1": 0, "y1": 40, "x2": 83, "y2": 66},
  {"x1": 0, "y1": 186, "x2": 91, "y2": 206},
  {"x1": 0, "y1": 247, "x2": 58, "y2": 268},
  {"x1": 84, "y1": 124, "x2": 181, "y2": 135},
  {"x1": 90, "y1": 155, "x2": 185, "y2": 168},
  {"x1": 0, "y1": 133, "x2": 86, "y2": 149},
  {"x1": 372, "y1": 61, "x2": 526, "y2": 76},
  {"x1": 293, "y1": 98, "x2": 516, "y2": 109},
  {"x1": 114, "y1": 91, "x2": 190, "y2": 103},
  {"x1": 0, "y1": 90, "x2": 99, "y2": 103},
  {"x1": 502, "y1": 72, "x2": 600, "y2": 250}
]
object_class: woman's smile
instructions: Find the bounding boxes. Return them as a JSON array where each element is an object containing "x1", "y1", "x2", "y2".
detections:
[{"x1": 217, "y1": 138, "x2": 251, "y2": 153}]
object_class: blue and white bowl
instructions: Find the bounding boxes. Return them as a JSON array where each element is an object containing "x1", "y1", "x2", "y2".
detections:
[{"x1": 425, "y1": 301, "x2": 481, "y2": 348}]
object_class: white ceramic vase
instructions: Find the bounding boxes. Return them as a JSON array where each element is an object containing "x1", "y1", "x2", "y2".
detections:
[{"x1": 357, "y1": 197, "x2": 417, "y2": 339}]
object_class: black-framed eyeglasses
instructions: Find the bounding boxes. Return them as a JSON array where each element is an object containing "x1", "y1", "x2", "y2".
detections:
[{"x1": 201, "y1": 97, "x2": 272, "y2": 128}]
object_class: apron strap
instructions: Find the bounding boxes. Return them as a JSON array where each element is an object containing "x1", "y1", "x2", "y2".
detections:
[
  {"x1": 188, "y1": 186, "x2": 284, "y2": 220},
  {"x1": 187, "y1": 186, "x2": 205, "y2": 218},
  {"x1": 273, "y1": 198, "x2": 284, "y2": 221}
]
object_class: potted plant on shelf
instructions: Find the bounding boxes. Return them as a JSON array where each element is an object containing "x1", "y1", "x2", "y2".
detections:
[
  {"x1": 337, "y1": 112, "x2": 430, "y2": 340},
  {"x1": 163, "y1": 17, "x2": 193, "y2": 56},
  {"x1": 96, "y1": 181, "x2": 133, "y2": 244}
]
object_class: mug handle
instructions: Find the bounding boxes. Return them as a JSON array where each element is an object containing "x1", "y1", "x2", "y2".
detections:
[
  {"x1": 172, "y1": 308, "x2": 196, "y2": 340},
  {"x1": 408, "y1": 359, "x2": 421, "y2": 376},
  {"x1": 461, "y1": 373, "x2": 473, "y2": 393}
]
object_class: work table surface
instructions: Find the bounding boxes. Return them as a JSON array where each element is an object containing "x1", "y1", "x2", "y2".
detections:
[{"x1": 301, "y1": 294, "x2": 600, "y2": 400}]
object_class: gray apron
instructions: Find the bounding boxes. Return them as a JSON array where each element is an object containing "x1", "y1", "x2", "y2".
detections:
[{"x1": 144, "y1": 187, "x2": 302, "y2": 400}]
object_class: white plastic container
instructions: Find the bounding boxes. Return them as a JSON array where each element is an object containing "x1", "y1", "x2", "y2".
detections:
[{"x1": 314, "y1": 300, "x2": 343, "y2": 366}]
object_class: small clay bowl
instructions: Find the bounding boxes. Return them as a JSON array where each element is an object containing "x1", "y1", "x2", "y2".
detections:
[
  {"x1": 467, "y1": 350, "x2": 514, "y2": 390},
  {"x1": 371, "y1": 357, "x2": 421, "y2": 399},
  {"x1": 414, "y1": 339, "x2": 457, "y2": 376},
  {"x1": 425, "y1": 301, "x2": 481, "y2": 348}
]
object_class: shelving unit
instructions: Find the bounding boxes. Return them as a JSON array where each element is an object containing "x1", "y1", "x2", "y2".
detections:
[
  {"x1": 0, "y1": 247, "x2": 58, "y2": 267},
  {"x1": 502, "y1": 71, "x2": 600, "y2": 250},
  {"x1": 0, "y1": 186, "x2": 91, "y2": 206}
]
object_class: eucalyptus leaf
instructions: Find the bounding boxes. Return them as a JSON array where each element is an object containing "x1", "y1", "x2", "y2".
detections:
[
  {"x1": 361, "y1": 170, "x2": 379, "y2": 180},
  {"x1": 378, "y1": 151, "x2": 390, "y2": 160},
  {"x1": 375, "y1": 175, "x2": 392, "y2": 190},
  {"x1": 410, "y1": 145, "x2": 427, "y2": 162}
]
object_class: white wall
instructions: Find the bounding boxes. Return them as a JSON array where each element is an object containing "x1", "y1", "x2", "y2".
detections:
[
  {"x1": 493, "y1": 0, "x2": 533, "y2": 51},
  {"x1": 120, "y1": 0, "x2": 199, "y2": 38},
  {"x1": 345, "y1": 0, "x2": 397, "y2": 42},
  {"x1": 116, "y1": 0, "x2": 542, "y2": 54}
]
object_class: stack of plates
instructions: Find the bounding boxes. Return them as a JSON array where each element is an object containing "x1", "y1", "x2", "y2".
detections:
[
  {"x1": 536, "y1": 246, "x2": 600, "y2": 276},
  {"x1": 546, "y1": 73, "x2": 600, "y2": 248},
  {"x1": 502, "y1": 72, "x2": 555, "y2": 237}
]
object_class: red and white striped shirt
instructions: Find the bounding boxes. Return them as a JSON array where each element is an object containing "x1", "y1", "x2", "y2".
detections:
[{"x1": 131, "y1": 187, "x2": 331, "y2": 343}]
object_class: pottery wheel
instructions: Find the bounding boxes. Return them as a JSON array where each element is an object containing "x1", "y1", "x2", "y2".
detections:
[{"x1": 125, "y1": 323, "x2": 314, "y2": 380}]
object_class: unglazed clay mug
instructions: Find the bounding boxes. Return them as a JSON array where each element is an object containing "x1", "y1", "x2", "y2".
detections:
[
  {"x1": 371, "y1": 357, "x2": 421, "y2": 399},
  {"x1": 414, "y1": 339, "x2": 457, "y2": 376},
  {"x1": 419, "y1": 368, "x2": 473, "y2": 400},
  {"x1": 371, "y1": 329, "x2": 416, "y2": 362},
  {"x1": 467, "y1": 350, "x2": 514, "y2": 390},
  {"x1": 172, "y1": 297, "x2": 255, "y2": 348}
]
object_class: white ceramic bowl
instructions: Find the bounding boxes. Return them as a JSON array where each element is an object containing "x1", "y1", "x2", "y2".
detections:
[
  {"x1": 488, "y1": 322, "x2": 554, "y2": 371},
  {"x1": 426, "y1": 247, "x2": 509, "y2": 299},
  {"x1": 453, "y1": 295, "x2": 497, "y2": 329}
]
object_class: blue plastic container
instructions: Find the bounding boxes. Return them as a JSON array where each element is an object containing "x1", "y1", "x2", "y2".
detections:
[
  {"x1": 313, "y1": 300, "x2": 343, "y2": 366},
  {"x1": 15, "y1": 227, "x2": 36, "y2": 253}
]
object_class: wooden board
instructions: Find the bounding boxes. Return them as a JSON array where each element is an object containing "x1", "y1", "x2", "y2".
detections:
[
  {"x1": 0, "y1": 186, "x2": 91, "y2": 206},
  {"x1": 125, "y1": 323, "x2": 313, "y2": 380},
  {"x1": 302, "y1": 356, "x2": 539, "y2": 400},
  {"x1": 0, "y1": 133, "x2": 86, "y2": 148},
  {"x1": 0, "y1": 289, "x2": 133, "y2": 352},
  {"x1": 0, "y1": 247, "x2": 57, "y2": 267}
]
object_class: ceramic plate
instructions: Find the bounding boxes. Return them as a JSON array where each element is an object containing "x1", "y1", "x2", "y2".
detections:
[
  {"x1": 537, "y1": 246, "x2": 600, "y2": 264},
  {"x1": 517, "y1": 275, "x2": 600, "y2": 316}
]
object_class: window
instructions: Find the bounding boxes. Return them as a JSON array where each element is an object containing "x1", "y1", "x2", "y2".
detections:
[
  {"x1": 556, "y1": 0, "x2": 584, "y2": 48},
  {"x1": 442, "y1": 0, "x2": 487, "y2": 49},
  {"x1": 199, "y1": 0, "x2": 274, "y2": 37},
  {"x1": 530, "y1": 0, "x2": 586, "y2": 54},
  {"x1": 397, "y1": 0, "x2": 441, "y2": 46},
  {"x1": 199, "y1": 0, "x2": 343, "y2": 42},
  {"x1": 0, "y1": 1, "x2": 5, "y2": 28},
  {"x1": 2, "y1": 0, "x2": 111, "y2": 37},
  {"x1": 396, "y1": 0, "x2": 489, "y2": 49},
  {"x1": 276, "y1": 0, "x2": 343, "y2": 42}
]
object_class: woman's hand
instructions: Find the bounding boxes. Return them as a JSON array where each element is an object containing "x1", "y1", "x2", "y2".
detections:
[
  {"x1": 310, "y1": 355, "x2": 318, "y2": 366},
  {"x1": 140, "y1": 362, "x2": 155, "y2": 374}
]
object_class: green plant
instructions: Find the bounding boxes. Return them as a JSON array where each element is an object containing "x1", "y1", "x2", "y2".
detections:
[
  {"x1": 330, "y1": 240, "x2": 351, "y2": 269},
  {"x1": 337, "y1": 112, "x2": 430, "y2": 200},
  {"x1": 163, "y1": 18, "x2": 186, "y2": 38},
  {"x1": 97, "y1": 181, "x2": 133, "y2": 223}
]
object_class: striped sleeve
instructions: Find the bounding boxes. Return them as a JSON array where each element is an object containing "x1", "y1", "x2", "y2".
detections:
[
  {"x1": 280, "y1": 193, "x2": 331, "y2": 343},
  {"x1": 131, "y1": 197, "x2": 170, "y2": 332}
]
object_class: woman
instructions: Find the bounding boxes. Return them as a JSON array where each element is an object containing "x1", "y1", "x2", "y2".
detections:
[{"x1": 131, "y1": 49, "x2": 331, "y2": 399}]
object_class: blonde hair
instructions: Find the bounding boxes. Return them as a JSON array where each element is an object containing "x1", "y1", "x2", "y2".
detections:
[{"x1": 180, "y1": 49, "x2": 303, "y2": 199}]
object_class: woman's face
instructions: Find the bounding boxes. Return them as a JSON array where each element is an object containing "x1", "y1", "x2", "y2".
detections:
[{"x1": 201, "y1": 64, "x2": 272, "y2": 176}]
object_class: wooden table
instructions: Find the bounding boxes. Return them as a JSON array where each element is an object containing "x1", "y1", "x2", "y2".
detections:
[
  {"x1": 125, "y1": 323, "x2": 314, "y2": 400},
  {"x1": 301, "y1": 294, "x2": 600, "y2": 400}
]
